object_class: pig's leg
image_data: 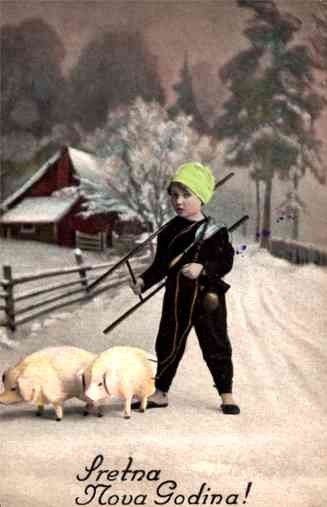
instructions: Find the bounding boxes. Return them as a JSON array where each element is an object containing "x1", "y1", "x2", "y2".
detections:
[
  {"x1": 96, "y1": 405, "x2": 103, "y2": 418},
  {"x1": 53, "y1": 403, "x2": 63, "y2": 421},
  {"x1": 36, "y1": 404, "x2": 44, "y2": 417},
  {"x1": 123, "y1": 395, "x2": 133, "y2": 419},
  {"x1": 83, "y1": 402, "x2": 93, "y2": 416},
  {"x1": 140, "y1": 397, "x2": 148, "y2": 413},
  {"x1": 83, "y1": 402, "x2": 103, "y2": 418}
]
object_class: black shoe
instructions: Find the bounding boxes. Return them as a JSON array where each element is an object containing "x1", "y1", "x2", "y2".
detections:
[
  {"x1": 131, "y1": 400, "x2": 168, "y2": 410},
  {"x1": 146, "y1": 400, "x2": 168, "y2": 409},
  {"x1": 221, "y1": 403, "x2": 240, "y2": 415}
]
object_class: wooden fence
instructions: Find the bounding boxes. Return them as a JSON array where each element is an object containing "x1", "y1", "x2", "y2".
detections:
[
  {"x1": 269, "y1": 238, "x2": 327, "y2": 266},
  {"x1": 75, "y1": 231, "x2": 107, "y2": 252},
  {"x1": 0, "y1": 249, "x2": 129, "y2": 332}
]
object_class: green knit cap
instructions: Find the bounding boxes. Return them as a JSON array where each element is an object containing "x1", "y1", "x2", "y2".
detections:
[{"x1": 171, "y1": 162, "x2": 215, "y2": 204}]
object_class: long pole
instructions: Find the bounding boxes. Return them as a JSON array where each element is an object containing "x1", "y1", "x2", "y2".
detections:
[
  {"x1": 103, "y1": 213, "x2": 249, "y2": 335},
  {"x1": 88, "y1": 171, "x2": 234, "y2": 291}
]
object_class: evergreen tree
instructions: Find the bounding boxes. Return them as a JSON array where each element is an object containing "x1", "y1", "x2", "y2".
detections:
[
  {"x1": 69, "y1": 31, "x2": 165, "y2": 132},
  {"x1": 1, "y1": 18, "x2": 67, "y2": 137},
  {"x1": 310, "y1": 0, "x2": 327, "y2": 72},
  {"x1": 168, "y1": 52, "x2": 211, "y2": 135},
  {"x1": 215, "y1": 0, "x2": 325, "y2": 247}
]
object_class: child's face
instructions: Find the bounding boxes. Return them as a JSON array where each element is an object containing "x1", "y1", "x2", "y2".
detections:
[{"x1": 169, "y1": 183, "x2": 202, "y2": 220}]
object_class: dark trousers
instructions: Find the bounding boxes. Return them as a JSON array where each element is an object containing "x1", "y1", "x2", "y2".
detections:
[{"x1": 155, "y1": 275, "x2": 234, "y2": 395}]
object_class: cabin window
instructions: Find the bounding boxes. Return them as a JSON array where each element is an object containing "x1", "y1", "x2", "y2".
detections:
[{"x1": 20, "y1": 224, "x2": 36, "y2": 234}]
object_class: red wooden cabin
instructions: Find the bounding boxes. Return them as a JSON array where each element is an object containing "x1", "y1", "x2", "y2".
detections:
[{"x1": 0, "y1": 146, "x2": 117, "y2": 249}]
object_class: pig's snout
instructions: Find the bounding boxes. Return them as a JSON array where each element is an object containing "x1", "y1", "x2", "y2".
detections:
[
  {"x1": 85, "y1": 384, "x2": 105, "y2": 403},
  {"x1": 84, "y1": 387, "x2": 96, "y2": 402},
  {"x1": 0, "y1": 389, "x2": 23, "y2": 404}
]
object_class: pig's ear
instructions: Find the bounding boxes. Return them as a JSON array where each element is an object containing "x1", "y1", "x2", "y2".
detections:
[
  {"x1": 76, "y1": 369, "x2": 86, "y2": 391},
  {"x1": 103, "y1": 372, "x2": 111, "y2": 396},
  {"x1": 18, "y1": 375, "x2": 41, "y2": 403},
  {"x1": 2, "y1": 367, "x2": 14, "y2": 387}
]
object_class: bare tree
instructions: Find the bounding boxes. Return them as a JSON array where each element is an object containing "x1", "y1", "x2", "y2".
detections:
[{"x1": 79, "y1": 98, "x2": 212, "y2": 231}]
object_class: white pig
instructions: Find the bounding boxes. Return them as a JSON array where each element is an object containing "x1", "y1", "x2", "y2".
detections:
[
  {"x1": 0, "y1": 346, "x2": 99, "y2": 421},
  {"x1": 81, "y1": 346, "x2": 156, "y2": 419}
]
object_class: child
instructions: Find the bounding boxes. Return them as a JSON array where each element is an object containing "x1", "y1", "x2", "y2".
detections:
[{"x1": 131, "y1": 162, "x2": 240, "y2": 415}]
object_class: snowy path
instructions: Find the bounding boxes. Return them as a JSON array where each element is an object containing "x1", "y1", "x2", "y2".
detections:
[
  {"x1": 0, "y1": 242, "x2": 326, "y2": 507},
  {"x1": 229, "y1": 249, "x2": 327, "y2": 413}
]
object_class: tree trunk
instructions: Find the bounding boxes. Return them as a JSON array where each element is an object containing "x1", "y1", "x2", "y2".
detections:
[
  {"x1": 255, "y1": 178, "x2": 261, "y2": 242},
  {"x1": 0, "y1": 166, "x2": 5, "y2": 204},
  {"x1": 291, "y1": 208, "x2": 299, "y2": 240},
  {"x1": 260, "y1": 177, "x2": 272, "y2": 249},
  {"x1": 242, "y1": 216, "x2": 248, "y2": 238}
]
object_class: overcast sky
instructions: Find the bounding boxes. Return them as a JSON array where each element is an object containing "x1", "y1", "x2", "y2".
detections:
[{"x1": 0, "y1": 1, "x2": 319, "y2": 102}]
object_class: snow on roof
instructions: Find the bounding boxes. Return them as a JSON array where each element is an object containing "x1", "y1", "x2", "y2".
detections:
[
  {"x1": 67, "y1": 147, "x2": 104, "y2": 183},
  {"x1": 0, "y1": 147, "x2": 104, "y2": 211},
  {"x1": 1, "y1": 151, "x2": 60, "y2": 211},
  {"x1": 0, "y1": 196, "x2": 79, "y2": 224}
]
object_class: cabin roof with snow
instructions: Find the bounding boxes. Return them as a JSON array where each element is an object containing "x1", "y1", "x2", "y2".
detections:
[
  {"x1": 67, "y1": 147, "x2": 104, "y2": 182},
  {"x1": 0, "y1": 196, "x2": 79, "y2": 224},
  {"x1": 1, "y1": 146, "x2": 104, "y2": 211}
]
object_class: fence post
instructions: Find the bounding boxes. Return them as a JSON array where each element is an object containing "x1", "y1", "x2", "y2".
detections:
[
  {"x1": 3, "y1": 265, "x2": 16, "y2": 331},
  {"x1": 74, "y1": 249, "x2": 89, "y2": 296}
]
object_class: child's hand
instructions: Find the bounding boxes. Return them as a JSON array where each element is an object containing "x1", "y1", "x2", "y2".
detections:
[
  {"x1": 129, "y1": 278, "x2": 144, "y2": 295},
  {"x1": 181, "y1": 263, "x2": 204, "y2": 279}
]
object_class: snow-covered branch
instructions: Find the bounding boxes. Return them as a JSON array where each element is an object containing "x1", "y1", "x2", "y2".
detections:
[{"x1": 79, "y1": 98, "x2": 214, "y2": 229}]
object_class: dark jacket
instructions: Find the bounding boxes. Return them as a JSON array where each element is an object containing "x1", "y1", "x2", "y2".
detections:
[{"x1": 141, "y1": 216, "x2": 234, "y2": 295}]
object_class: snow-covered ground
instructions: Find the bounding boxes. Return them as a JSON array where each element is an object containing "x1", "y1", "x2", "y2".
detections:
[
  {"x1": 0, "y1": 237, "x2": 149, "y2": 345},
  {"x1": 0, "y1": 238, "x2": 326, "y2": 507}
]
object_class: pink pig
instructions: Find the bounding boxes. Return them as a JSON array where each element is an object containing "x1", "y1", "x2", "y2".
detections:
[
  {"x1": 0, "y1": 346, "x2": 98, "y2": 421},
  {"x1": 81, "y1": 346, "x2": 156, "y2": 419}
]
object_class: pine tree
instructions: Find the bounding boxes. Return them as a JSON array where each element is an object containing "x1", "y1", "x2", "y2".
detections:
[
  {"x1": 69, "y1": 31, "x2": 165, "y2": 132},
  {"x1": 215, "y1": 0, "x2": 325, "y2": 247},
  {"x1": 310, "y1": 0, "x2": 327, "y2": 72},
  {"x1": 168, "y1": 52, "x2": 210, "y2": 135}
]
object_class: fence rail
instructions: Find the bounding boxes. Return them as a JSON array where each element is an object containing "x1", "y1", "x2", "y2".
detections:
[
  {"x1": 75, "y1": 231, "x2": 106, "y2": 252},
  {"x1": 269, "y1": 238, "x2": 327, "y2": 266},
  {"x1": 0, "y1": 249, "x2": 129, "y2": 332}
]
